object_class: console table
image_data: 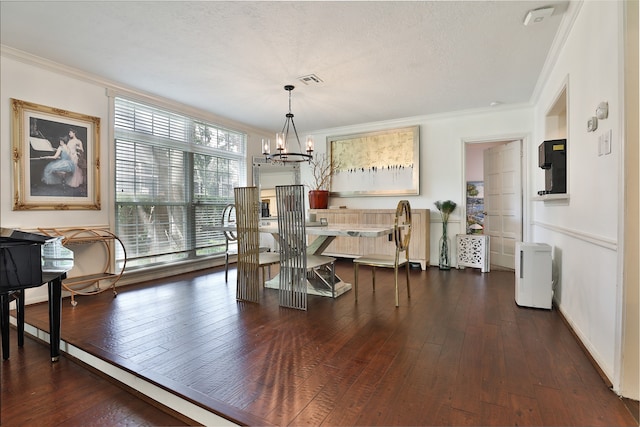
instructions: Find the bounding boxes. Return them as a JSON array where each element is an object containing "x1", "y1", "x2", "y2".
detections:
[
  {"x1": 37, "y1": 227, "x2": 127, "y2": 306},
  {"x1": 308, "y1": 208, "x2": 430, "y2": 269}
]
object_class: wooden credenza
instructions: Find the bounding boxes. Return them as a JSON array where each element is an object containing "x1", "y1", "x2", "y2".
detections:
[{"x1": 309, "y1": 208, "x2": 430, "y2": 269}]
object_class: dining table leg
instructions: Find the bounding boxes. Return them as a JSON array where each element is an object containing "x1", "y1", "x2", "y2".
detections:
[{"x1": 265, "y1": 233, "x2": 349, "y2": 298}]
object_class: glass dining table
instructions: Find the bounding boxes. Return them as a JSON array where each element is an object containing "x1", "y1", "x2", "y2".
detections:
[{"x1": 258, "y1": 221, "x2": 394, "y2": 298}]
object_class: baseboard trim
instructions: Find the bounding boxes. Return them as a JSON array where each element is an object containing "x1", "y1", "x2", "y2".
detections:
[
  {"x1": 556, "y1": 306, "x2": 613, "y2": 389},
  {"x1": 621, "y1": 397, "x2": 640, "y2": 425}
]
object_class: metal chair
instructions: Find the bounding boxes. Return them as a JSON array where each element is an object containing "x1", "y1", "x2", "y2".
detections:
[
  {"x1": 223, "y1": 202, "x2": 277, "y2": 286},
  {"x1": 233, "y1": 187, "x2": 280, "y2": 303},
  {"x1": 221, "y1": 203, "x2": 237, "y2": 283},
  {"x1": 353, "y1": 200, "x2": 412, "y2": 307},
  {"x1": 275, "y1": 185, "x2": 335, "y2": 310}
]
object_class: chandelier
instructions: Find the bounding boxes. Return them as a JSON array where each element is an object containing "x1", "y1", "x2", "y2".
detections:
[{"x1": 262, "y1": 85, "x2": 314, "y2": 163}]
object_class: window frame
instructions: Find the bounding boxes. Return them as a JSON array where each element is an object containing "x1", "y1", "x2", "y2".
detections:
[{"x1": 113, "y1": 96, "x2": 246, "y2": 270}]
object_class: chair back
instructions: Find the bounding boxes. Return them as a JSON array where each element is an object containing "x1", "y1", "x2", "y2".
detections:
[
  {"x1": 394, "y1": 200, "x2": 412, "y2": 259},
  {"x1": 233, "y1": 187, "x2": 261, "y2": 303},
  {"x1": 275, "y1": 185, "x2": 307, "y2": 310},
  {"x1": 221, "y1": 203, "x2": 237, "y2": 249}
]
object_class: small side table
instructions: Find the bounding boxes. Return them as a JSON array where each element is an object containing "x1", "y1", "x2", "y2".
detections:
[{"x1": 456, "y1": 234, "x2": 490, "y2": 273}]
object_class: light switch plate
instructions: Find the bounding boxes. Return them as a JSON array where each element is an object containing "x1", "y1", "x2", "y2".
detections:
[
  {"x1": 598, "y1": 134, "x2": 603, "y2": 156},
  {"x1": 602, "y1": 129, "x2": 612, "y2": 155},
  {"x1": 599, "y1": 129, "x2": 612, "y2": 156}
]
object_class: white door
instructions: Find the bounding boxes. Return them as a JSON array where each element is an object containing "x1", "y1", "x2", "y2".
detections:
[{"x1": 483, "y1": 140, "x2": 522, "y2": 270}]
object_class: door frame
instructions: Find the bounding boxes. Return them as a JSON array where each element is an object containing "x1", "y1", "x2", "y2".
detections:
[{"x1": 461, "y1": 133, "x2": 532, "y2": 250}]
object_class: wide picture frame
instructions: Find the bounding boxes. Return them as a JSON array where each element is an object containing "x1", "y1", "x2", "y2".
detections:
[
  {"x1": 329, "y1": 125, "x2": 419, "y2": 196},
  {"x1": 11, "y1": 98, "x2": 100, "y2": 210}
]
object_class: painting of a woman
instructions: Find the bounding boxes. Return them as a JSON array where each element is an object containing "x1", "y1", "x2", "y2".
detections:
[
  {"x1": 65, "y1": 128, "x2": 84, "y2": 187},
  {"x1": 12, "y1": 98, "x2": 99, "y2": 210},
  {"x1": 41, "y1": 137, "x2": 77, "y2": 186}
]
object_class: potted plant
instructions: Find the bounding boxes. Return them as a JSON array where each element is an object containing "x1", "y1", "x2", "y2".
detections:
[
  {"x1": 434, "y1": 200, "x2": 457, "y2": 270},
  {"x1": 307, "y1": 154, "x2": 337, "y2": 209}
]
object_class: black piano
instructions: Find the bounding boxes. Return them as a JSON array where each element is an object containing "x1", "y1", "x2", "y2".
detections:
[{"x1": 0, "y1": 228, "x2": 73, "y2": 361}]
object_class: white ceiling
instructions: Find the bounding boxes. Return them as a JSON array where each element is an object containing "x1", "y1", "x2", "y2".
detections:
[{"x1": 0, "y1": 1, "x2": 571, "y2": 133}]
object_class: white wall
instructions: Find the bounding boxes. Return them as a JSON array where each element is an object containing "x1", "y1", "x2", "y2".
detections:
[
  {"x1": 531, "y1": 1, "x2": 627, "y2": 393},
  {"x1": 303, "y1": 107, "x2": 533, "y2": 264},
  {"x1": 0, "y1": 56, "x2": 112, "y2": 228},
  {"x1": 1, "y1": 55, "x2": 112, "y2": 303}
]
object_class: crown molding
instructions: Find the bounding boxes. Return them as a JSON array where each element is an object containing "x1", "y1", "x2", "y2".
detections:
[
  {"x1": 1, "y1": 45, "x2": 268, "y2": 136},
  {"x1": 529, "y1": 1, "x2": 583, "y2": 105}
]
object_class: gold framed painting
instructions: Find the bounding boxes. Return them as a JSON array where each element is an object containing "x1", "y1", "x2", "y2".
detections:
[
  {"x1": 328, "y1": 125, "x2": 420, "y2": 196},
  {"x1": 11, "y1": 98, "x2": 101, "y2": 210}
]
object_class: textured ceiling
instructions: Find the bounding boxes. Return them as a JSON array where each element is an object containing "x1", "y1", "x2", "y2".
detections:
[{"x1": 0, "y1": 1, "x2": 571, "y2": 133}]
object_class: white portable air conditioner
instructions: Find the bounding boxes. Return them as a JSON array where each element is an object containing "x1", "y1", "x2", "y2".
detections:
[{"x1": 515, "y1": 242, "x2": 552, "y2": 309}]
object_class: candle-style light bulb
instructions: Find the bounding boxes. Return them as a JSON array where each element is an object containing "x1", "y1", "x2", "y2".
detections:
[
  {"x1": 262, "y1": 138, "x2": 271, "y2": 155},
  {"x1": 306, "y1": 136, "x2": 314, "y2": 153},
  {"x1": 276, "y1": 132, "x2": 285, "y2": 150}
]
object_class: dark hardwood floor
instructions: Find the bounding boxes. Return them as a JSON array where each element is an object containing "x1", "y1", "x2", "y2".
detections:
[
  {"x1": 0, "y1": 327, "x2": 188, "y2": 426},
  {"x1": 5, "y1": 259, "x2": 638, "y2": 426}
]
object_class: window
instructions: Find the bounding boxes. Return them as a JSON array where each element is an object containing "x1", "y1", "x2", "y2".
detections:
[{"x1": 114, "y1": 97, "x2": 246, "y2": 269}]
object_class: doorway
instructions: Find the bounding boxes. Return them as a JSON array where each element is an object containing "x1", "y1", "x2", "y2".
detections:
[{"x1": 464, "y1": 138, "x2": 524, "y2": 270}]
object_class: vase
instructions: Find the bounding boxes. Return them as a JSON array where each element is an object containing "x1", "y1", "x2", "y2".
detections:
[
  {"x1": 439, "y1": 221, "x2": 451, "y2": 270},
  {"x1": 308, "y1": 190, "x2": 329, "y2": 209}
]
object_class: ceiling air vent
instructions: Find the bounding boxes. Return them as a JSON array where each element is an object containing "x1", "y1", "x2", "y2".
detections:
[{"x1": 297, "y1": 74, "x2": 323, "y2": 85}]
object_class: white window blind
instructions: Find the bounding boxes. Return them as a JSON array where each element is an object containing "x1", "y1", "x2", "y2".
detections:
[{"x1": 114, "y1": 97, "x2": 246, "y2": 269}]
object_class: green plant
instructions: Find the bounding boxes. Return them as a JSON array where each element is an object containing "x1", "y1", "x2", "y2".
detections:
[{"x1": 434, "y1": 200, "x2": 457, "y2": 222}]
